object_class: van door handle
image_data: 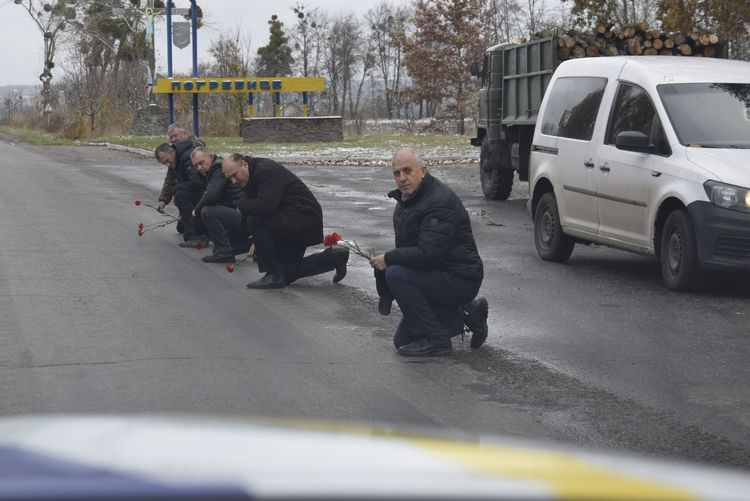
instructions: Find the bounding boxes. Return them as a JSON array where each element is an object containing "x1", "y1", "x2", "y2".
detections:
[
  {"x1": 584, "y1": 161, "x2": 595, "y2": 168},
  {"x1": 599, "y1": 165, "x2": 611, "y2": 172}
]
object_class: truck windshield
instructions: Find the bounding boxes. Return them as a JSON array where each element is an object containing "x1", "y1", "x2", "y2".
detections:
[{"x1": 657, "y1": 83, "x2": 750, "y2": 149}]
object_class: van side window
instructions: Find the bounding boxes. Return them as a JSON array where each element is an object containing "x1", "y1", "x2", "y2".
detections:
[
  {"x1": 606, "y1": 82, "x2": 670, "y2": 154},
  {"x1": 540, "y1": 77, "x2": 607, "y2": 140}
]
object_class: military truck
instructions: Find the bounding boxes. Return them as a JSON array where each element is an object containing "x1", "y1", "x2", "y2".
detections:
[
  {"x1": 471, "y1": 37, "x2": 557, "y2": 200},
  {"x1": 470, "y1": 33, "x2": 727, "y2": 200}
]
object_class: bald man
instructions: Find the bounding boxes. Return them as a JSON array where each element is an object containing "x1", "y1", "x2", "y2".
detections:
[{"x1": 370, "y1": 148, "x2": 488, "y2": 356}]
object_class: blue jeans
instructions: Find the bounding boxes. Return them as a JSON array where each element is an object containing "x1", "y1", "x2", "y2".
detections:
[{"x1": 385, "y1": 265, "x2": 480, "y2": 348}]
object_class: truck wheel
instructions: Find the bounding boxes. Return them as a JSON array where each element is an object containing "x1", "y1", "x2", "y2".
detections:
[
  {"x1": 480, "y1": 137, "x2": 514, "y2": 200},
  {"x1": 534, "y1": 192, "x2": 574, "y2": 262},
  {"x1": 660, "y1": 209, "x2": 703, "y2": 291}
]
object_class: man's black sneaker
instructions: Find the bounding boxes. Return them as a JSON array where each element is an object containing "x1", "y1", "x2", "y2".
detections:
[
  {"x1": 202, "y1": 254, "x2": 235, "y2": 264},
  {"x1": 464, "y1": 297, "x2": 489, "y2": 349},
  {"x1": 332, "y1": 246, "x2": 349, "y2": 283},
  {"x1": 397, "y1": 334, "x2": 452, "y2": 357},
  {"x1": 246, "y1": 272, "x2": 285, "y2": 289}
]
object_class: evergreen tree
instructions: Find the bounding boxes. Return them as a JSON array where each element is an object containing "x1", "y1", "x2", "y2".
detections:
[{"x1": 256, "y1": 14, "x2": 294, "y2": 76}]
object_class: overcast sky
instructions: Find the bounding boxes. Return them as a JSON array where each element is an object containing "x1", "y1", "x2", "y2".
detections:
[{"x1": 0, "y1": 0, "x2": 373, "y2": 87}]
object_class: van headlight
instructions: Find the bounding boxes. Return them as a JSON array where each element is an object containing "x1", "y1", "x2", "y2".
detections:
[{"x1": 704, "y1": 180, "x2": 750, "y2": 213}]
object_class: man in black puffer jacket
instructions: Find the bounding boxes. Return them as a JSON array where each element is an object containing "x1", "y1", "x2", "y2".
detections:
[
  {"x1": 370, "y1": 148, "x2": 489, "y2": 357},
  {"x1": 190, "y1": 147, "x2": 250, "y2": 264},
  {"x1": 155, "y1": 141, "x2": 207, "y2": 245},
  {"x1": 222, "y1": 153, "x2": 349, "y2": 289}
]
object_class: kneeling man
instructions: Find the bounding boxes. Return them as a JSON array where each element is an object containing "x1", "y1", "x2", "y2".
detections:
[
  {"x1": 222, "y1": 153, "x2": 348, "y2": 289},
  {"x1": 191, "y1": 147, "x2": 250, "y2": 263},
  {"x1": 370, "y1": 148, "x2": 488, "y2": 356}
]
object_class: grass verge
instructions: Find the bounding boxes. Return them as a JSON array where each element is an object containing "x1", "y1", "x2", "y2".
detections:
[{"x1": 0, "y1": 125, "x2": 75, "y2": 145}]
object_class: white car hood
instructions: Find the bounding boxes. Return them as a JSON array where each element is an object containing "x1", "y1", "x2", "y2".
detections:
[{"x1": 685, "y1": 148, "x2": 750, "y2": 187}]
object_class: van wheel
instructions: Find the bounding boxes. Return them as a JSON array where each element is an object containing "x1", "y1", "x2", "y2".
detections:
[
  {"x1": 534, "y1": 192, "x2": 574, "y2": 262},
  {"x1": 480, "y1": 137, "x2": 514, "y2": 200},
  {"x1": 660, "y1": 209, "x2": 703, "y2": 291}
]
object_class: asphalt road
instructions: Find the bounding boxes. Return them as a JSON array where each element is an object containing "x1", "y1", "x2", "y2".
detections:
[{"x1": 1, "y1": 138, "x2": 749, "y2": 470}]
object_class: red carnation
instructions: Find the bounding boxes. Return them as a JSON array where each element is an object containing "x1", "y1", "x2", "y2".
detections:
[
  {"x1": 323, "y1": 232, "x2": 343, "y2": 247},
  {"x1": 134, "y1": 200, "x2": 142, "y2": 206},
  {"x1": 137, "y1": 228, "x2": 144, "y2": 237},
  {"x1": 225, "y1": 264, "x2": 235, "y2": 273},
  {"x1": 138, "y1": 223, "x2": 144, "y2": 230},
  {"x1": 195, "y1": 242, "x2": 203, "y2": 250}
]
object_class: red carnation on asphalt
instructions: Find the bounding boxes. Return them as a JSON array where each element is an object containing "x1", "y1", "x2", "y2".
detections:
[
  {"x1": 195, "y1": 242, "x2": 203, "y2": 250},
  {"x1": 225, "y1": 264, "x2": 235, "y2": 273},
  {"x1": 134, "y1": 200, "x2": 142, "y2": 206},
  {"x1": 138, "y1": 223, "x2": 144, "y2": 230}
]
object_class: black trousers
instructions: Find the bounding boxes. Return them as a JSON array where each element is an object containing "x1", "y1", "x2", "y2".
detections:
[
  {"x1": 173, "y1": 189, "x2": 204, "y2": 238},
  {"x1": 245, "y1": 216, "x2": 335, "y2": 284},
  {"x1": 201, "y1": 205, "x2": 251, "y2": 256}
]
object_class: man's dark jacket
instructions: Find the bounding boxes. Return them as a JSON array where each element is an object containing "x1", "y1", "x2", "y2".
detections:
[
  {"x1": 237, "y1": 156, "x2": 323, "y2": 246},
  {"x1": 193, "y1": 155, "x2": 244, "y2": 214},
  {"x1": 158, "y1": 140, "x2": 204, "y2": 204},
  {"x1": 385, "y1": 173, "x2": 483, "y2": 284}
]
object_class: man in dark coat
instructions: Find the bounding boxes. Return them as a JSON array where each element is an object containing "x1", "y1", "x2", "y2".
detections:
[
  {"x1": 155, "y1": 141, "x2": 207, "y2": 245},
  {"x1": 221, "y1": 153, "x2": 349, "y2": 289},
  {"x1": 190, "y1": 147, "x2": 250, "y2": 264},
  {"x1": 370, "y1": 148, "x2": 489, "y2": 357}
]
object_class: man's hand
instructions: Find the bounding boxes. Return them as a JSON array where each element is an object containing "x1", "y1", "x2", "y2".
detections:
[
  {"x1": 370, "y1": 254, "x2": 387, "y2": 272},
  {"x1": 157, "y1": 201, "x2": 166, "y2": 212}
]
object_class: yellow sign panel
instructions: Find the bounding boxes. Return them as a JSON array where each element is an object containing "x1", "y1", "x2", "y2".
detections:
[{"x1": 153, "y1": 77, "x2": 325, "y2": 94}]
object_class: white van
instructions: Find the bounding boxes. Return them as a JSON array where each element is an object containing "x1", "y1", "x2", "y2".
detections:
[{"x1": 528, "y1": 56, "x2": 750, "y2": 291}]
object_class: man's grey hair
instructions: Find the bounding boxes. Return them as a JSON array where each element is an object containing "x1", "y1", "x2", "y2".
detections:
[
  {"x1": 167, "y1": 123, "x2": 188, "y2": 135},
  {"x1": 190, "y1": 145, "x2": 212, "y2": 159},
  {"x1": 392, "y1": 147, "x2": 424, "y2": 168},
  {"x1": 154, "y1": 142, "x2": 174, "y2": 160}
]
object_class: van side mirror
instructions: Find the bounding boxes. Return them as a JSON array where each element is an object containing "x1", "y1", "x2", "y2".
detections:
[
  {"x1": 470, "y1": 62, "x2": 480, "y2": 77},
  {"x1": 615, "y1": 131, "x2": 656, "y2": 154}
]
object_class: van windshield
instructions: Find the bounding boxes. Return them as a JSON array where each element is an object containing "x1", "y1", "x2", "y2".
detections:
[{"x1": 657, "y1": 83, "x2": 750, "y2": 149}]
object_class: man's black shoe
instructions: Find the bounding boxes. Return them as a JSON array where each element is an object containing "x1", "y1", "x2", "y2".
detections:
[
  {"x1": 202, "y1": 254, "x2": 235, "y2": 264},
  {"x1": 378, "y1": 296, "x2": 393, "y2": 316},
  {"x1": 397, "y1": 333, "x2": 452, "y2": 357},
  {"x1": 464, "y1": 297, "x2": 489, "y2": 349},
  {"x1": 246, "y1": 272, "x2": 285, "y2": 289},
  {"x1": 332, "y1": 246, "x2": 349, "y2": 283}
]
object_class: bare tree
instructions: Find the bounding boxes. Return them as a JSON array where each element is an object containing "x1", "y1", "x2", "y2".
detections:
[
  {"x1": 366, "y1": 1, "x2": 410, "y2": 119},
  {"x1": 323, "y1": 13, "x2": 361, "y2": 116},
  {"x1": 60, "y1": 47, "x2": 107, "y2": 136},
  {"x1": 12, "y1": 0, "x2": 78, "y2": 113}
]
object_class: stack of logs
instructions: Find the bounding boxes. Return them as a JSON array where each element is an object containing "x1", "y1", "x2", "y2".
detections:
[{"x1": 558, "y1": 21, "x2": 724, "y2": 59}]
